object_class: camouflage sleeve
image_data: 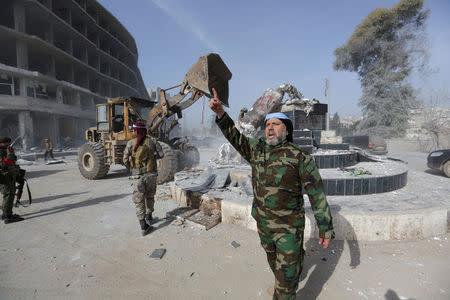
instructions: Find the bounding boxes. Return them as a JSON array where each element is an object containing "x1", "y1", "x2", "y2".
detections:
[
  {"x1": 215, "y1": 112, "x2": 259, "y2": 163},
  {"x1": 122, "y1": 140, "x2": 133, "y2": 166},
  {"x1": 299, "y1": 153, "x2": 335, "y2": 239}
]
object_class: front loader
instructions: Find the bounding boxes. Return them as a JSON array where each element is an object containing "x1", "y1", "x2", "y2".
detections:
[{"x1": 78, "y1": 53, "x2": 232, "y2": 183}]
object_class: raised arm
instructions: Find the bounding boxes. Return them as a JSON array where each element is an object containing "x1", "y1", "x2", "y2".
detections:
[{"x1": 209, "y1": 88, "x2": 259, "y2": 163}]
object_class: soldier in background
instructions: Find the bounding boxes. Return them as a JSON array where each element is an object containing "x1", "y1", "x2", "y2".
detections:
[
  {"x1": 0, "y1": 136, "x2": 24, "y2": 224},
  {"x1": 44, "y1": 138, "x2": 54, "y2": 161},
  {"x1": 209, "y1": 88, "x2": 334, "y2": 299},
  {"x1": 123, "y1": 122, "x2": 164, "y2": 236}
]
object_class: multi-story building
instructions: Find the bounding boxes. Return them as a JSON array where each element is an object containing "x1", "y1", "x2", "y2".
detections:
[{"x1": 0, "y1": 0, "x2": 149, "y2": 149}]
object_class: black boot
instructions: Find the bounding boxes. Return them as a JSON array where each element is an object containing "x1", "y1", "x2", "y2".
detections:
[
  {"x1": 4, "y1": 214, "x2": 24, "y2": 224},
  {"x1": 145, "y1": 213, "x2": 153, "y2": 226},
  {"x1": 139, "y1": 219, "x2": 153, "y2": 236}
]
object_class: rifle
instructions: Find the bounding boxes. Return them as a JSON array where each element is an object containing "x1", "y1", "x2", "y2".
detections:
[
  {"x1": 9, "y1": 136, "x2": 21, "y2": 147},
  {"x1": 15, "y1": 168, "x2": 32, "y2": 207}
]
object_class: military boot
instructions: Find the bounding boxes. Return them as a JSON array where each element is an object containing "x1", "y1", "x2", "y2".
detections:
[
  {"x1": 4, "y1": 214, "x2": 24, "y2": 224},
  {"x1": 139, "y1": 219, "x2": 153, "y2": 236},
  {"x1": 145, "y1": 212, "x2": 153, "y2": 226}
]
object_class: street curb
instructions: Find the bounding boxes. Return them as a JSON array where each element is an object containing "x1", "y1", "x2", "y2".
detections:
[{"x1": 221, "y1": 199, "x2": 449, "y2": 241}]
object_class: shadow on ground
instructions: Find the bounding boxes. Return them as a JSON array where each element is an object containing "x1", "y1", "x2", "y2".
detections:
[
  {"x1": 385, "y1": 289, "x2": 417, "y2": 300},
  {"x1": 102, "y1": 168, "x2": 130, "y2": 179},
  {"x1": 296, "y1": 207, "x2": 360, "y2": 299},
  {"x1": 31, "y1": 192, "x2": 89, "y2": 204},
  {"x1": 22, "y1": 193, "x2": 128, "y2": 220},
  {"x1": 25, "y1": 169, "x2": 65, "y2": 179},
  {"x1": 425, "y1": 169, "x2": 447, "y2": 178}
]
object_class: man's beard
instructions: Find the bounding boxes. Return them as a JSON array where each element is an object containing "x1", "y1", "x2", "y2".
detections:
[{"x1": 266, "y1": 128, "x2": 287, "y2": 146}]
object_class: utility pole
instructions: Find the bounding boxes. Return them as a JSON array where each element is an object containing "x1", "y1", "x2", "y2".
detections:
[{"x1": 325, "y1": 78, "x2": 330, "y2": 130}]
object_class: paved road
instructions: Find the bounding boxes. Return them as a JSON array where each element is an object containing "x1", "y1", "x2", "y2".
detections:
[{"x1": 0, "y1": 156, "x2": 449, "y2": 299}]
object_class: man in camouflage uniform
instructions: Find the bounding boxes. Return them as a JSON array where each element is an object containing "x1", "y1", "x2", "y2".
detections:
[
  {"x1": 0, "y1": 136, "x2": 24, "y2": 224},
  {"x1": 209, "y1": 89, "x2": 334, "y2": 299},
  {"x1": 123, "y1": 122, "x2": 164, "y2": 236}
]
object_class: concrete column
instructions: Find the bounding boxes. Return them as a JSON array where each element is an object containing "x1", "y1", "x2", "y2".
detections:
[
  {"x1": 95, "y1": 34, "x2": 99, "y2": 47},
  {"x1": 83, "y1": 48, "x2": 88, "y2": 63},
  {"x1": 68, "y1": 39, "x2": 73, "y2": 55},
  {"x1": 89, "y1": 96, "x2": 95, "y2": 109},
  {"x1": 16, "y1": 39, "x2": 28, "y2": 69},
  {"x1": 74, "y1": 92, "x2": 81, "y2": 106},
  {"x1": 68, "y1": 64, "x2": 74, "y2": 83},
  {"x1": 56, "y1": 86, "x2": 63, "y2": 104},
  {"x1": 66, "y1": 9, "x2": 72, "y2": 25},
  {"x1": 49, "y1": 56, "x2": 56, "y2": 77},
  {"x1": 18, "y1": 77, "x2": 28, "y2": 97},
  {"x1": 13, "y1": 3, "x2": 26, "y2": 33},
  {"x1": 52, "y1": 115, "x2": 61, "y2": 148},
  {"x1": 45, "y1": 22, "x2": 54, "y2": 44},
  {"x1": 19, "y1": 111, "x2": 34, "y2": 150}
]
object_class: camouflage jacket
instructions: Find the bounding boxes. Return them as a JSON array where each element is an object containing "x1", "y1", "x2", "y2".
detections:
[{"x1": 217, "y1": 113, "x2": 334, "y2": 238}]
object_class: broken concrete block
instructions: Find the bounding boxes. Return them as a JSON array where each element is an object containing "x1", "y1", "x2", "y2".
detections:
[
  {"x1": 199, "y1": 194, "x2": 222, "y2": 215},
  {"x1": 186, "y1": 211, "x2": 221, "y2": 231},
  {"x1": 148, "y1": 248, "x2": 166, "y2": 259}
]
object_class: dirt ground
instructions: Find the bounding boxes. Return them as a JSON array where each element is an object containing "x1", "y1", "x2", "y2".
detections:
[{"x1": 0, "y1": 144, "x2": 449, "y2": 300}]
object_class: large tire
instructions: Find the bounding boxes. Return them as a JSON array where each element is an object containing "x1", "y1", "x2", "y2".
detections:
[
  {"x1": 443, "y1": 160, "x2": 450, "y2": 178},
  {"x1": 156, "y1": 142, "x2": 178, "y2": 184},
  {"x1": 78, "y1": 142, "x2": 110, "y2": 179},
  {"x1": 181, "y1": 143, "x2": 200, "y2": 170}
]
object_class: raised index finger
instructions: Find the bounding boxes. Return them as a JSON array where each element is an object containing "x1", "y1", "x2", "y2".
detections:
[{"x1": 212, "y1": 88, "x2": 218, "y2": 100}]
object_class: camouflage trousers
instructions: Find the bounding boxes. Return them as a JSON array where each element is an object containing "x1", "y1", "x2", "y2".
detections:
[
  {"x1": 257, "y1": 222, "x2": 304, "y2": 300},
  {"x1": 0, "y1": 180, "x2": 16, "y2": 217},
  {"x1": 131, "y1": 173, "x2": 157, "y2": 220}
]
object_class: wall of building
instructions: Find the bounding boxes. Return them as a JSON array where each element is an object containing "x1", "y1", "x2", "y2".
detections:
[{"x1": 0, "y1": 0, "x2": 149, "y2": 150}]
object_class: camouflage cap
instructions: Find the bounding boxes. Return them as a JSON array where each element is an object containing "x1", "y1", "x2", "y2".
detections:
[{"x1": 0, "y1": 136, "x2": 11, "y2": 143}]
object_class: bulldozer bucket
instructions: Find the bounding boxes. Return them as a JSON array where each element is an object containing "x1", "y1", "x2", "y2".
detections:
[{"x1": 183, "y1": 53, "x2": 232, "y2": 107}]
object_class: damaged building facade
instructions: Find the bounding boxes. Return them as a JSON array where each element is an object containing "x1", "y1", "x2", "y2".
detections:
[{"x1": 0, "y1": 0, "x2": 149, "y2": 150}]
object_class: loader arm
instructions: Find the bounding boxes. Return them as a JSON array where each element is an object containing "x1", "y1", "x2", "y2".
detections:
[
  {"x1": 146, "y1": 53, "x2": 232, "y2": 134},
  {"x1": 147, "y1": 86, "x2": 203, "y2": 134}
]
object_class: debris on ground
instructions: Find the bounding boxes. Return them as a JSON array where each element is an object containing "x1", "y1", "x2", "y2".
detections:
[
  {"x1": 148, "y1": 248, "x2": 166, "y2": 260},
  {"x1": 171, "y1": 219, "x2": 184, "y2": 226},
  {"x1": 230, "y1": 241, "x2": 240, "y2": 248},
  {"x1": 16, "y1": 159, "x2": 34, "y2": 166},
  {"x1": 45, "y1": 160, "x2": 65, "y2": 165}
]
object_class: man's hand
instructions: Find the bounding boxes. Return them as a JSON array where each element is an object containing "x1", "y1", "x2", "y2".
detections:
[
  {"x1": 7, "y1": 146, "x2": 14, "y2": 155},
  {"x1": 209, "y1": 88, "x2": 225, "y2": 119},
  {"x1": 319, "y1": 238, "x2": 331, "y2": 249}
]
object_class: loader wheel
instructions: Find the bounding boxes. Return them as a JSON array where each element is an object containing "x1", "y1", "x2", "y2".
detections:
[
  {"x1": 181, "y1": 144, "x2": 200, "y2": 169},
  {"x1": 443, "y1": 160, "x2": 450, "y2": 178},
  {"x1": 156, "y1": 142, "x2": 178, "y2": 184},
  {"x1": 78, "y1": 142, "x2": 110, "y2": 179}
]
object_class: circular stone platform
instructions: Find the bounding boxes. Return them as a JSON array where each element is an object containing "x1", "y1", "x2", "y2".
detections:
[
  {"x1": 170, "y1": 163, "x2": 450, "y2": 241},
  {"x1": 312, "y1": 149, "x2": 358, "y2": 169},
  {"x1": 320, "y1": 160, "x2": 408, "y2": 195}
]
